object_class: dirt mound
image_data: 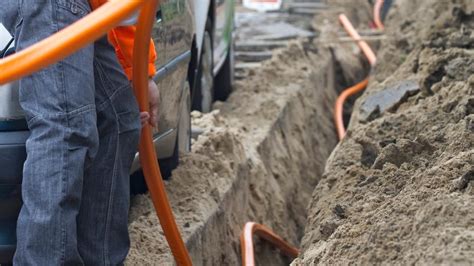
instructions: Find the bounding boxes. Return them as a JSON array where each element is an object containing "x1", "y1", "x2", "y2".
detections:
[
  {"x1": 295, "y1": 0, "x2": 474, "y2": 265},
  {"x1": 125, "y1": 37, "x2": 353, "y2": 265}
]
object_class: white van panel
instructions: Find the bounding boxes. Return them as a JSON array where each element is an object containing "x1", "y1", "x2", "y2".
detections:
[
  {"x1": 0, "y1": 23, "x2": 12, "y2": 50},
  {"x1": 0, "y1": 82, "x2": 24, "y2": 120}
]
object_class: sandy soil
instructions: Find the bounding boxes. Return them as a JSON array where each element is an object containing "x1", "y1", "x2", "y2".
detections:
[
  {"x1": 295, "y1": 0, "x2": 474, "y2": 264},
  {"x1": 125, "y1": 32, "x2": 356, "y2": 264}
]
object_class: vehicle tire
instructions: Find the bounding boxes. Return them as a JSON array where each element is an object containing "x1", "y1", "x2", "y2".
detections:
[
  {"x1": 214, "y1": 34, "x2": 235, "y2": 101},
  {"x1": 130, "y1": 81, "x2": 192, "y2": 195},
  {"x1": 192, "y1": 20, "x2": 214, "y2": 112}
]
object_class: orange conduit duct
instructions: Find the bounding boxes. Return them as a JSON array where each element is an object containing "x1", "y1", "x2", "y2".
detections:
[
  {"x1": 334, "y1": 78, "x2": 369, "y2": 140},
  {"x1": 338, "y1": 14, "x2": 377, "y2": 66},
  {"x1": 0, "y1": 0, "x2": 142, "y2": 84},
  {"x1": 241, "y1": 4, "x2": 386, "y2": 264},
  {"x1": 132, "y1": 1, "x2": 193, "y2": 266},
  {"x1": 374, "y1": 0, "x2": 385, "y2": 30},
  {"x1": 240, "y1": 222, "x2": 299, "y2": 266},
  {"x1": 333, "y1": 13, "x2": 380, "y2": 140},
  {"x1": 0, "y1": 1, "x2": 192, "y2": 265},
  {"x1": 238, "y1": 11, "x2": 380, "y2": 266}
]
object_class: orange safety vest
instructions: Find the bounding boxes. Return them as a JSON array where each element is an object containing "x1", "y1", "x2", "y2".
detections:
[{"x1": 89, "y1": 0, "x2": 157, "y2": 80}]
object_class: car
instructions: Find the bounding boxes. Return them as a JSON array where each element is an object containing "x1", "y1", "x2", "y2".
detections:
[
  {"x1": 191, "y1": 0, "x2": 236, "y2": 112},
  {"x1": 0, "y1": 0, "x2": 237, "y2": 261}
]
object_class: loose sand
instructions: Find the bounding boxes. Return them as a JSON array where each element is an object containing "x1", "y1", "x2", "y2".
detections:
[
  {"x1": 125, "y1": 35, "x2": 355, "y2": 264},
  {"x1": 295, "y1": 0, "x2": 474, "y2": 264},
  {"x1": 125, "y1": 0, "x2": 474, "y2": 264}
]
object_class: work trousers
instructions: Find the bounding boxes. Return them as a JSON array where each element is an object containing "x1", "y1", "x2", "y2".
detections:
[{"x1": 1, "y1": 0, "x2": 140, "y2": 264}]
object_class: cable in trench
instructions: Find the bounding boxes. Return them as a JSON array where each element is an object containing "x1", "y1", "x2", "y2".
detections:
[
  {"x1": 0, "y1": 1, "x2": 385, "y2": 265},
  {"x1": 333, "y1": 14, "x2": 378, "y2": 140},
  {"x1": 239, "y1": 3, "x2": 386, "y2": 265}
]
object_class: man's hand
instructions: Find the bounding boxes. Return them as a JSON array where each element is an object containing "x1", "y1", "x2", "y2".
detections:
[{"x1": 140, "y1": 78, "x2": 160, "y2": 128}]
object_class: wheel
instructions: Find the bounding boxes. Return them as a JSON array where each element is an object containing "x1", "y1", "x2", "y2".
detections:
[
  {"x1": 214, "y1": 34, "x2": 235, "y2": 101},
  {"x1": 130, "y1": 81, "x2": 192, "y2": 195},
  {"x1": 192, "y1": 20, "x2": 214, "y2": 112}
]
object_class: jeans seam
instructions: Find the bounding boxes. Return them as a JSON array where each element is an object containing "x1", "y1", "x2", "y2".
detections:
[
  {"x1": 96, "y1": 59, "x2": 127, "y2": 98},
  {"x1": 99, "y1": 84, "x2": 131, "y2": 112},
  {"x1": 26, "y1": 104, "x2": 95, "y2": 125},
  {"x1": 95, "y1": 59, "x2": 131, "y2": 112},
  {"x1": 16, "y1": 0, "x2": 23, "y2": 27},
  {"x1": 50, "y1": 1, "x2": 68, "y2": 263},
  {"x1": 103, "y1": 112, "x2": 120, "y2": 265}
]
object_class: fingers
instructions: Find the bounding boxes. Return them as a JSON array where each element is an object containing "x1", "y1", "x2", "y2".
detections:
[
  {"x1": 140, "y1": 112, "x2": 150, "y2": 128},
  {"x1": 140, "y1": 111, "x2": 158, "y2": 128},
  {"x1": 148, "y1": 79, "x2": 160, "y2": 128},
  {"x1": 149, "y1": 103, "x2": 158, "y2": 128}
]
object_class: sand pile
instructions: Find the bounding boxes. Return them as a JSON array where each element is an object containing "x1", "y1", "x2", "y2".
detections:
[
  {"x1": 126, "y1": 37, "x2": 348, "y2": 265},
  {"x1": 295, "y1": 0, "x2": 474, "y2": 264}
]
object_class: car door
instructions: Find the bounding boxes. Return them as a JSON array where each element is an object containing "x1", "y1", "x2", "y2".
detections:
[
  {"x1": 152, "y1": 6, "x2": 167, "y2": 70},
  {"x1": 157, "y1": 0, "x2": 193, "y2": 136}
]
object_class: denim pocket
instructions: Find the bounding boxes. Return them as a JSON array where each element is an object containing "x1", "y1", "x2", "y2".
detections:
[
  {"x1": 117, "y1": 110, "x2": 140, "y2": 134},
  {"x1": 115, "y1": 87, "x2": 140, "y2": 134},
  {"x1": 56, "y1": 0, "x2": 91, "y2": 17},
  {"x1": 55, "y1": 0, "x2": 91, "y2": 29}
]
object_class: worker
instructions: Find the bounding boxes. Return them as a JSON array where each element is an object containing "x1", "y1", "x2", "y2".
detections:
[{"x1": 1, "y1": 0, "x2": 159, "y2": 264}]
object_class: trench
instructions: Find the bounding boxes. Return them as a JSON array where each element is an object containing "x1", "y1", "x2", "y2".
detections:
[{"x1": 125, "y1": 22, "x2": 369, "y2": 264}]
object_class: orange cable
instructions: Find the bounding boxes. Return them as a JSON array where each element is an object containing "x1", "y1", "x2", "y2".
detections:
[
  {"x1": 334, "y1": 13, "x2": 380, "y2": 140},
  {"x1": 0, "y1": 1, "x2": 192, "y2": 265},
  {"x1": 240, "y1": 222, "x2": 299, "y2": 266},
  {"x1": 334, "y1": 78, "x2": 369, "y2": 140},
  {"x1": 240, "y1": 4, "x2": 386, "y2": 265},
  {"x1": 374, "y1": 0, "x2": 385, "y2": 30},
  {"x1": 0, "y1": 0, "x2": 143, "y2": 84},
  {"x1": 132, "y1": 1, "x2": 192, "y2": 265},
  {"x1": 338, "y1": 14, "x2": 377, "y2": 66}
]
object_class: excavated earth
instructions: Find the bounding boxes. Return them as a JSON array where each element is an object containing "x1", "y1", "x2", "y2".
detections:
[
  {"x1": 126, "y1": 0, "x2": 473, "y2": 264},
  {"x1": 124, "y1": 13, "x2": 367, "y2": 264},
  {"x1": 295, "y1": 0, "x2": 474, "y2": 265}
]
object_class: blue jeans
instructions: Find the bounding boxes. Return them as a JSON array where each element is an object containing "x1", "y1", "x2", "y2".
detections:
[{"x1": 1, "y1": 0, "x2": 141, "y2": 264}]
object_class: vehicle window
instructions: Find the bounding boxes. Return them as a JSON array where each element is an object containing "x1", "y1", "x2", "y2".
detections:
[{"x1": 161, "y1": 0, "x2": 186, "y2": 21}]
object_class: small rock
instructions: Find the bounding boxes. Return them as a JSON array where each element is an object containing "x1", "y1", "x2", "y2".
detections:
[
  {"x1": 372, "y1": 144, "x2": 405, "y2": 169},
  {"x1": 359, "y1": 141, "x2": 379, "y2": 167},
  {"x1": 319, "y1": 221, "x2": 339, "y2": 240},
  {"x1": 333, "y1": 204, "x2": 347, "y2": 219},
  {"x1": 465, "y1": 98, "x2": 474, "y2": 116},
  {"x1": 360, "y1": 80, "x2": 420, "y2": 122},
  {"x1": 466, "y1": 116, "x2": 474, "y2": 132},
  {"x1": 452, "y1": 170, "x2": 474, "y2": 191}
]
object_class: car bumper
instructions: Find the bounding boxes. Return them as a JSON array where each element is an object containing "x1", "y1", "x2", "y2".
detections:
[{"x1": 0, "y1": 130, "x2": 28, "y2": 264}]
